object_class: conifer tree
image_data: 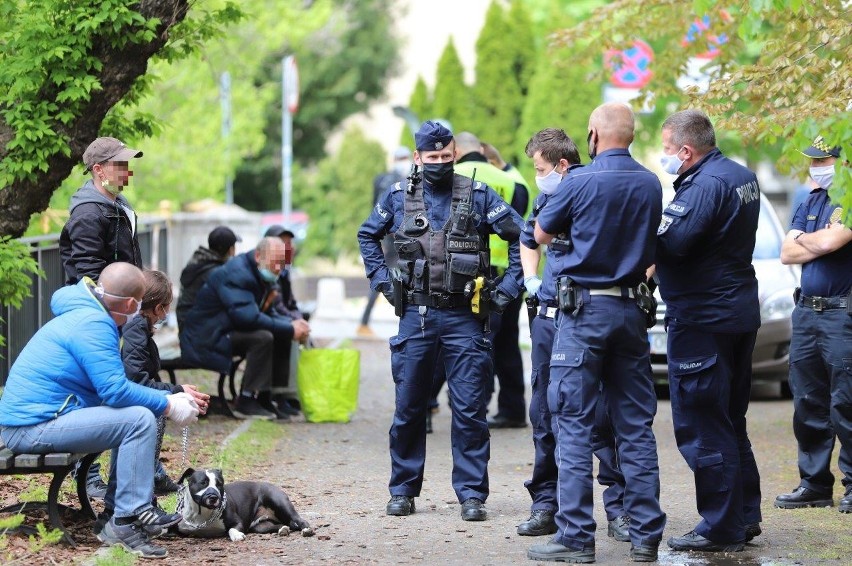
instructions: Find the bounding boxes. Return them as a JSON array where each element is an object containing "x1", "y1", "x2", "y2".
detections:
[
  {"x1": 431, "y1": 38, "x2": 475, "y2": 133},
  {"x1": 400, "y1": 76, "x2": 432, "y2": 147}
]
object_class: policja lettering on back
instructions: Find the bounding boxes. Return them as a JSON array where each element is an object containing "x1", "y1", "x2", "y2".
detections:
[{"x1": 356, "y1": 120, "x2": 525, "y2": 521}]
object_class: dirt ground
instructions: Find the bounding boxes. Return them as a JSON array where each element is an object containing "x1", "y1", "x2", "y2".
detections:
[{"x1": 2, "y1": 338, "x2": 849, "y2": 565}]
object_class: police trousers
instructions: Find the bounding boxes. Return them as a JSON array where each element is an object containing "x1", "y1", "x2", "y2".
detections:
[
  {"x1": 667, "y1": 320, "x2": 761, "y2": 543},
  {"x1": 388, "y1": 305, "x2": 492, "y2": 503},
  {"x1": 527, "y1": 310, "x2": 625, "y2": 518},
  {"x1": 789, "y1": 305, "x2": 852, "y2": 493},
  {"x1": 549, "y1": 296, "x2": 666, "y2": 549}
]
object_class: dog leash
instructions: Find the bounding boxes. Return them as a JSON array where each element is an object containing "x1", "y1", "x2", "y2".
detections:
[{"x1": 180, "y1": 426, "x2": 190, "y2": 469}]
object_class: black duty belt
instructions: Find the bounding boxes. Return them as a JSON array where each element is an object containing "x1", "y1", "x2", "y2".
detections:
[
  {"x1": 408, "y1": 292, "x2": 470, "y2": 309},
  {"x1": 799, "y1": 294, "x2": 848, "y2": 311}
]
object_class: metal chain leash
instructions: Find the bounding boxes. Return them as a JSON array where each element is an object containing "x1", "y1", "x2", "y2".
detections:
[{"x1": 180, "y1": 426, "x2": 189, "y2": 470}]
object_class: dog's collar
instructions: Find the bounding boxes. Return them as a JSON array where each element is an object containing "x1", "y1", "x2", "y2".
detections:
[{"x1": 176, "y1": 484, "x2": 228, "y2": 530}]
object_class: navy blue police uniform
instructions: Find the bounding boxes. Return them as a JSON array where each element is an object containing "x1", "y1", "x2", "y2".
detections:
[
  {"x1": 655, "y1": 147, "x2": 763, "y2": 544},
  {"x1": 521, "y1": 165, "x2": 627, "y2": 526},
  {"x1": 785, "y1": 177, "x2": 852, "y2": 504},
  {"x1": 356, "y1": 127, "x2": 524, "y2": 508},
  {"x1": 535, "y1": 148, "x2": 666, "y2": 550}
]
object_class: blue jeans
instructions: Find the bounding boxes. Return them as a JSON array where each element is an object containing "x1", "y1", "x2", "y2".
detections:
[{"x1": 0, "y1": 406, "x2": 158, "y2": 519}]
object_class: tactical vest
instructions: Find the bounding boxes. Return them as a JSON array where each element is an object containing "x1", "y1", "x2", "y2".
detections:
[
  {"x1": 393, "y1": 175, "x2": 489, "y2": 299},
  {"x1": 454, "y1": 161, "x2": 515, "y2": 269}
]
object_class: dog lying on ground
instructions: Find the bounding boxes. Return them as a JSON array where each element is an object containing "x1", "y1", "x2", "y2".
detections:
[{"x1": 175, "y1": 467, "x2": 314, "y2": 541}]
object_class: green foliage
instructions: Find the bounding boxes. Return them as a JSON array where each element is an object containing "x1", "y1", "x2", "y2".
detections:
[
  {"x1": 232, "y1": 0, "x2": 400, "y2": 212},
  {"x1": 92, "y1": 545, "x2": 138, "y2": 566},
  {"x1": 551, "y1": 0, "x2": 851, "y2": 220},
  {"x1": 429, "y1": 39, "x2": 474, "y2": 133},
  {"x1": 400, "y1": 76, "x2": 432, "y2": 146},
  {"x1": 0, "y1": 237, "x2": 41, "y2": 351},
  {"x1": 297, "y1": 126, "x2": 386, "y2": 259}
]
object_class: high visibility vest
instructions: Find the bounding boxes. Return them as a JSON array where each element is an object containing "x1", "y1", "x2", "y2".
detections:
[{"x1": 454, "y1": 161, "x2": 516, "y2": 269}]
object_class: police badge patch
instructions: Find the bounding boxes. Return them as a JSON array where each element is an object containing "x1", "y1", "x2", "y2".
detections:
[
  {"x1": 829, "y1": 207, "x2": 843, "y2": 224},
  {"x1": 657, "y1": 215, "x2": 674, "y2": 235},
  {"x1": 435, "y1": 142, "x2": 444, "y2": 150}
]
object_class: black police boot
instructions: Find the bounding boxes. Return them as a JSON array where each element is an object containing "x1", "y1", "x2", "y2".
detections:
[
  {"x1": 517, "y1": 509, "x2": 557, "y2": 536},
  {"x1": 630, "y1": 544, "x2": 658, "y2": 562},
  {"x1": 774, "y1": 486, "x2": 833, "y2": 509},
  {"x1": 607, "y1": 515, "x2": 630, "y2": 542},
  {"x1": 840, "y1": 486, "x2": 852, "y2": 513},
  {"x1": 667, "y1": 530, "x2": 744, "y2": 552},
  {"x1": 460, "y1": 498, "x2": 487, "y2": 521},
  {"x1": 386, "y1": 495, "x2": 415, "y2": 516},
  {"x1": 745, "y1": 523, "x2": 762, "y2": 542},
  {"x1": 487, "y1": 414, "x2": 527, "y2": 429},
  {"x1": 527, "y1": 541, "x2": 594, "y2": 563}
]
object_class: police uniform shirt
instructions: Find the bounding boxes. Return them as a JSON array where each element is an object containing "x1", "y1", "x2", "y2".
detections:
[
  {"x1": 791, "y1": 188, "x2": 852, "y2": 297},
  {"x1": 536, "y1": 149, "x2": 661, "y2": 288},
  {"x1": 356, "y1": 175, "x2": 525, "y2": 298},
  {"x1": 655, "y1": 148, "x2": 760, "y2": 332},
  {"x1": 521, "y1": 164, "x2": 585, "y2": 303}
]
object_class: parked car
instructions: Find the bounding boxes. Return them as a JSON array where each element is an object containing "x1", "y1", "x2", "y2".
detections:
[{"x1": 648, "y1": 193, "x2": 798, "y2": 393}]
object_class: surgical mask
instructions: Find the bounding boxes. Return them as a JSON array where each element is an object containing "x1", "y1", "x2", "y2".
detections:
[
  {"x1": 422, "y1": 161, "x2": 454, "y2": 188},
  {"x1": 259, "y1": 268, "x2": 279, "y2": 283},
  {"x1": 103, "y1": 293, "x2": 141, "y2": 325},
  {"x1": 660, "y1": 146, "x2": 686, "y2": 175},
  {"x1": 587, "y1": 131, "x2": 596, "y2": 160},
  {"x1": 535, "y1": 165, "x2": 562, "y2": 195},
  {"x1": 809, "y1": 165, "x2": 835, "y2": 189},
  {"x1": 152, "y1": 307, "x2": 168, "y2": 331}
]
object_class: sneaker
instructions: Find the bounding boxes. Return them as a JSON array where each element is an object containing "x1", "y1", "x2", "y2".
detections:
[
  {"x1": 87, "y1": 478, "x2": 109, "y2": 500},
  {"x1": 233, "y1": 396, "x2": 276, "y2": 419},
  {"x1": 97, "y1": 518, "x2": 168, "y2": 559},
  {"x1": 154, "y1": 475, "x2": 179, "y2": 496},
  {"x1": 136, "y1": 506, "x2": 182, "y2": 530}
]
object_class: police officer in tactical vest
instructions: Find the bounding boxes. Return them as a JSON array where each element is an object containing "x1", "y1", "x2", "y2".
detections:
[{"x1": 357, "y1": 121, "x2": 524, "y2": 522}]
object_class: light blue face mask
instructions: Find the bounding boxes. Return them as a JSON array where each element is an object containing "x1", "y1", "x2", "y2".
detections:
[
  {"x1": 259, "y1": 268, "x2": 279, "y2": 283},
  {"x1": 535, "y1": 164, "x2": 563, "y2": 195},
  {"x1": 660, "y1": 146, "x2": 686, "y2": 175},
  {"x1": 809, "y1": 165, "x2": 835, "y2": 189}
]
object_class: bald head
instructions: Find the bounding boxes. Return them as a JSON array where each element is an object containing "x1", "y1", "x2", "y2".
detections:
[
  {"x1": 454, "y1": 132, "x2": 482, "y2": 157},
  {"x1": 98, "y1": 262, "x2": 145, "y2": 299},
  {"x1": 588, "y1": 103, "x2": 635, "y2": 150}
]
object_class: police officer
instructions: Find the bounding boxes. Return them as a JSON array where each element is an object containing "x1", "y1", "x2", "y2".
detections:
[
  {"x1": 775, "y1": 135, "x2": 851, "y2": 513},
  {"x1": 517, "y1": 128, "x2": 629, "y2": 542},
  {"x1": 527, "y1": 103, "x2": 666, "y2": 563},
  {"x1": 357, "y1": 121, "x2": 524, "y2": 522},
  {"x1": 454, "y1": 131, "x2": 529, "y2": 428},
  {"x1": 655, "y1": 109, "x2": 762, "y2": 552}
]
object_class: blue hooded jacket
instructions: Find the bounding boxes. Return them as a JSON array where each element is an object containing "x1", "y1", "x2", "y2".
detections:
[{"x1": 0, "y1": 280, "x2": 169, "y2": 427}]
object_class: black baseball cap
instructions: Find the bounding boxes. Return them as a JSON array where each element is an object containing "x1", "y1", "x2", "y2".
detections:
[
  {"x1": 208, "y1": 226, "x2": 241, "y2": 255},
  {"x1": 264, "y1": 225, "x2": 296, "y2": 238}
]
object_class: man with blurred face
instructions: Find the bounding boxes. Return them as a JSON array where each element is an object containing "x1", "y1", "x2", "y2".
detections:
[{"x1": 181, "y1": 237, "x2": 310, "y2": 420}]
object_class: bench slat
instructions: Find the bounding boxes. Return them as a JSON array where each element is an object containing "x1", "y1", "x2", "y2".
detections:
[
  {"x1": 44, "y1": 453, "x2": 84, "y2": 467},
  {"x1": 0, "y1": 448, "x2": 14, "y2": 470},
  {"x1": 15, "y1": 454, "x2": 44, "y2": 468}
]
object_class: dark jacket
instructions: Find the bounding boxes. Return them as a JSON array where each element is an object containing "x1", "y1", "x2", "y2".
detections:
[
  {"x1": 121, "y1": 315, "x2": 182, "y2": 393},
  {"x1": 272, "y1": 270, "x2": 303, "y2": 320},
  {"x1": 59, "y1": 180, "x2": 142, "y2": 284},
  {"x1": 179, "y1": 251, "x2": 295, "y2": 373},
  {"x1": 176, "y1": 247, "x2": 228, "y2": 334}
]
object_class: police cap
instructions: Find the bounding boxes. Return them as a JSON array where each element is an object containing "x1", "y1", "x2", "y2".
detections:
[
  {"x1": 415, "y1": 121, "x2": 453, "y2": 152},
  {"x1": 801, "y1": 135, "x2": 841, "y2": 159}
]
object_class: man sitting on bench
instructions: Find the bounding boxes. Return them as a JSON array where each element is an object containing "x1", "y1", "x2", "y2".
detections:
[
  {"x1": 180, "y1": 237, "x2": 310, "y2": 420},
  {"x1": 0, "y1": 263, "x2": 200, "y2": 559}
]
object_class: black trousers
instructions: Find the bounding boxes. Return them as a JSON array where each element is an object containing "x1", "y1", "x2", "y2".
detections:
[{"x1": 230, "y1": 329, "x2": 292, "y2": 394}]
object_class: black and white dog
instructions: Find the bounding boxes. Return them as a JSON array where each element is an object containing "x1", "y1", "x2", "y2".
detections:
[{"x1": 176, "y1": 468, "x2": 314, "y2": 541}]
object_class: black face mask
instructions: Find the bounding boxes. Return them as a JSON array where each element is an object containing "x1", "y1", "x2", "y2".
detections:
[
  {"x1": 587, "y1": 130, "x2": 597, "y2": 160},
  {"x1": 422, "y1": 162, "x2": 454, "y2": 188}
]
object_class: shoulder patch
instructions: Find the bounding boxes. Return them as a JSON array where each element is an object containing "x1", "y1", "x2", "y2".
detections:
[
  {"x1": 664, "y1": 202, "x2": 691, "y2": 217},
  {"x1": 829, "y1": 207, "x2": 843, "y2": 224},
  {"x1": 657, "y1": 215, "x2": 674, "y2": 235}
]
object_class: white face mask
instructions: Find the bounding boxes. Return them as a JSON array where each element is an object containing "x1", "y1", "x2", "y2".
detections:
[
  {"x1": 535, "y1": 164, "x2": 562, "y2": 195},
  {"x1": 660, "y1": 146, "x2": 686, "y2": 175},
  {"x1": 809, "y1": 165, "x2": 835, "y2": 189}
]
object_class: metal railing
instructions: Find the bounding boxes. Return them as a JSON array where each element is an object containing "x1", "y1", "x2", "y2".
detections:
[{"x1": 0, "y1": 223, "x2": 168, "y2": 385}]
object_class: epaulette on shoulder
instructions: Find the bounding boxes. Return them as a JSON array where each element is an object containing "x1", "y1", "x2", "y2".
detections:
[
  {"x1": 392, "y1": 181, "x2": 404, "y2": 192},
  {"x1": 471, "y1": 180, "x2": 485, "y2": 191}
]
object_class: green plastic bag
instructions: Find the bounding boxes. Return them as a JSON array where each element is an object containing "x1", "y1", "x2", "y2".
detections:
[{"x1": 297, "y1": 347, "x2": 360, "y2": 423}]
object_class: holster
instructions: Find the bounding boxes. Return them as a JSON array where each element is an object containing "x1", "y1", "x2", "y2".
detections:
[
  {"x1": 392, "y1": 276, "x2": 405, "y2": 317},
  {"x1": 556, "y1": 276, "x2": 577, "y2": 314},
  {"x1": 525, "y1": 295, "x2": 539, "y2": 332}
]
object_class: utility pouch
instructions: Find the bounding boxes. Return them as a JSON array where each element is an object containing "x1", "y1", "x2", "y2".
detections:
[
  {"x1": 793, "y1": 287, "x2": 801, "y2": 305},
  {"x1": 635, "y1": 282, "x2": 658, "y2": 328},
  {"x1": 413, "y1": 259, "x2": 429, "y2": 292},
  {"x1": 446, "y1": 253, "x2": 479, "y2": 293},
  {"x1": 556, "y1": 276, "x2": 576, "y2": 314},
  {"x1": 392, "y1": 275, "x2": 405, "y2": 317},
  {"x1": 446, "y1": 234, "x2": 480, "y2": 254},
  {"x1": 395, "y1": 237, "x2": 423, "y2": 261}
]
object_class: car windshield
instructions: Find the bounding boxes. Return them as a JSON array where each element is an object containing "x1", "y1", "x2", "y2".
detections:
[{"x1": 753, "y1": 200, "x2": 782, "y2": 260}]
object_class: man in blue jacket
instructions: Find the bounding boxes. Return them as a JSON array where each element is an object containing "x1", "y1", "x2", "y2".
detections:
[
  {"x1": 656, "y1": 109, "x2": 762, "y2": 552},
  {"x1": 0, "y1": 262, "x2": 199, "y2": 559},
  {"x1": 180, "y1": 237, "x2": 310, "y2": 419}
]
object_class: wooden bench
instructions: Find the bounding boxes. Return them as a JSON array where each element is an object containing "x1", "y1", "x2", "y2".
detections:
[
  {"x1": 158, "y1": 357, "x2": 244, "y2": 419},
  {"x1": 0, "y1": 449, "x2": 99, "y2": 546}
]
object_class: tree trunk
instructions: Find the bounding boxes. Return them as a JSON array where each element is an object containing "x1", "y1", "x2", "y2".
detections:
[{"x1": 0, "y1": 0, "x2": 190, "y2": 238}]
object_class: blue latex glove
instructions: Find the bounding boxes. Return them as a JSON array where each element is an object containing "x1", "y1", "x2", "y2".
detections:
[{"x1": 524, "y1": 275, "x2": 542, "y2": 296}]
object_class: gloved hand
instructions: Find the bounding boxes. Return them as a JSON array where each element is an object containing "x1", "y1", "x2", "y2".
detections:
[
  {"x1": 379, "y1": 282, "x2": 395, "y2": 307},
  {"x1": 524, "y1": 275, "x2": 542, "y2": 296},
  {"x1": 166, "y1": 392, "x2": 200, "y2": 427},
  {"x1": 490, "y1": 288, "x2": 512, "y2": 314}
]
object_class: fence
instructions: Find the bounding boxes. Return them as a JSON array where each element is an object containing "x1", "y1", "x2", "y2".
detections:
[{"x1": 0, "y1": 222, "x2": 168, "y2": 385}]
